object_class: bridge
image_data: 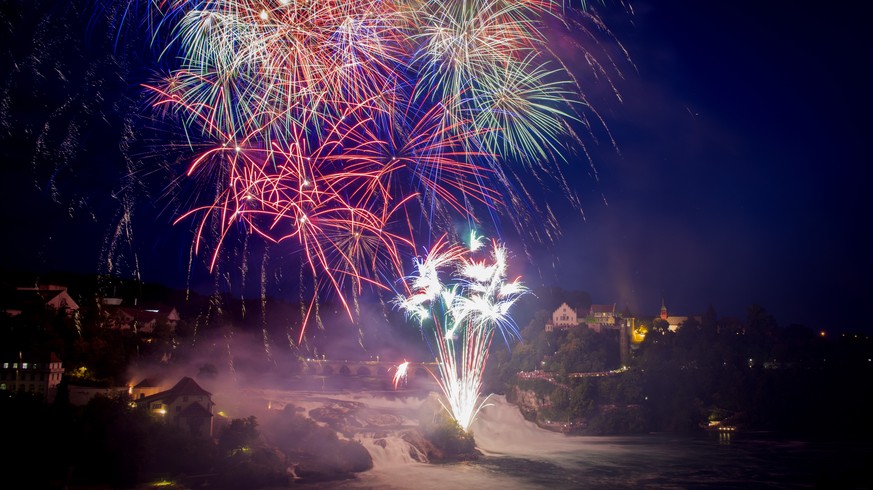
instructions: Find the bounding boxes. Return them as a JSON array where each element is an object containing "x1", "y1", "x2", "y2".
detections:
[{"x1": 297, "y1": 359, "x2": 440, "y2": 378}]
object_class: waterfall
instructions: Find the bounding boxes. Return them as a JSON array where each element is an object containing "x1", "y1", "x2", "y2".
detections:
[{"x1": 358, "y1": 433, "x2": 428, "y2": 468}]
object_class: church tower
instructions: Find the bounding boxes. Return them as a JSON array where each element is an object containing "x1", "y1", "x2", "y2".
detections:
[{"x1": 660, "y1": 298, "x2": 668, "y2": 320}]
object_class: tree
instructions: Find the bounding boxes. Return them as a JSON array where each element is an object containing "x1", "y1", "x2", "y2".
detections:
[{"x1": 220, "y1": 416, "x2": 259, "y2": 456}]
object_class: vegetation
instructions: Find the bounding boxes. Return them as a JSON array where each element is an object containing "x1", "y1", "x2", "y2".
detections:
[
  {"x1": 492, "y1": 301, "x2": 873, "y2": 438},
  {"x1": 0, "y1": 389, "x2": 376, "y2": 489},
  {"x1": 417, "y1": 395, "x2": 477, "y2": 459}
]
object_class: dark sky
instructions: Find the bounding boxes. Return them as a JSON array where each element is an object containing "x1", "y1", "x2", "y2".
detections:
[
  {"x1": 530, "y1": 1, "x2": 872, "y2": 330},
  {"x1": 1, "y1": 1, "x2": 870, "y2": 331}
]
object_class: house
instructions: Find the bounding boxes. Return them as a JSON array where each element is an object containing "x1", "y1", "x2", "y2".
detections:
[
  {"x1": 130, "y1": 377, "x2": 164, "y2": 400},
  {"x1": 586, "y1": 304, "x2": 618, "y2": 332},
  {"x1": 546, "y1": 302, "x2": 623, "y2": 333},
  {"x1": 545, "y1": 302, "x2": 583, "y2": 332},
  {"x1": 3, "y1": 285, "x2": 79, "y2": 316},
  {"x1": 0, "y1": 352, "x2": 65, "y2": 401},
  {"x1": 136, "y1": 376, "x2": 215, "y2": 438},
  {"x1": 101, "y1": 300, "x2": 180, "y2": 334}
]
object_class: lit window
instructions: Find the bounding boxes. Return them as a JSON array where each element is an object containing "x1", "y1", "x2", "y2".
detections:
[
  {"x1": 22, "y1": 363, "x2": 28, "y2": 369},
  {"x1": 2, "y1": 363, "x2": 6, "y2": 368},
  {"x1": 12, "y1": 363, "x2": 17, "y2": 369}
]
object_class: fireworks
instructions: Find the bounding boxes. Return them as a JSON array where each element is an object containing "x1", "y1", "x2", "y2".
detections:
[
  {"x1": 392, "y1": 361, "x2": 410, "y2": 390},
  {"x1": 120, "y1": 0, "x2": 625, "y2": 341},
  {"x1": 396, "y1": 233, "x2": 528, "y2": 430}
]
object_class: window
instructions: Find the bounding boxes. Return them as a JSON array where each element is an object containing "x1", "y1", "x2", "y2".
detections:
[
  {"x1": 152, "y1": 403, "x2": 162, "y2": 410},
  {"x1": 12, "y1": 363, "x2": 17, "y2": 369},
  {"x1": 22, "y1": 363, "x2": 28, "y2": 369},
  {"x1": 2, "y1": 363, "x2": 7, "y2": 369}
]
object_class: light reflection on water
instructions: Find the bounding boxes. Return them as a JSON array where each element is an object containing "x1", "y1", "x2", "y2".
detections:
[{"x1": 250, "y1": 390, "x2": 872, "y2": 490}]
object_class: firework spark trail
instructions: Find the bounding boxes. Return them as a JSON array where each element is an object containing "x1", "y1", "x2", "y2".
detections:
[
  {"x1": 396, "y1": 232, "x2": 528, "y2": 430},
  {"x1": 392, "y1": 360, "x2": 410, "y2": 390}
]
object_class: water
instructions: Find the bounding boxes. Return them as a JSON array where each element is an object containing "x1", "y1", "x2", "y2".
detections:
[{"x1": 239, "y1": 389, "x2": 872, "y2": 490}]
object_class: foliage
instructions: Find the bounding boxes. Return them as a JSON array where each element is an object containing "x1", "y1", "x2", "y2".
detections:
[
  {"x1": 219, "y1": 415, "x2": 260, "y2": 456},
  {"x1": 494, "y1": 302, "x2": 873, "y2": 437},
  {"x1": 417, "y1": 395, "x2": 477, "y2": 457}
]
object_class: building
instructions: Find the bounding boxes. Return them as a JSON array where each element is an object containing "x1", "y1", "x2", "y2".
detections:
[
  {"x1": 545, "y1": 302, "x2": 583, "y2": 332},
  {"x1": 546, "y1": 302, "x2": 623, "y2": 333},
  {"x1": 130, "y1": 378, "x2": 164, "y2": 400},
  {"x1": 586, "y1": 304, "x2": 618, "y2": 332},
  {"x1": 0, "y1": 352, "x2": 65, "y2": 401},
  {"x1": 656, "y1": 300, "x2": 700, "y2": 332},
  {"x1": 101, "y1": 299, "x2": 180, "y2": 334},
  {"x1": 3, "y1": 285, "x2": 79, "y2": 316},
  {"x1": 136, "y1": 376, "x2": 215, "y2": 438}
]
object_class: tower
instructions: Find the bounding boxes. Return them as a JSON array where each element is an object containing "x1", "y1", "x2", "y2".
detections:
[{"x1": 660, "y1": 298, "x2": 668, "y2": 320}]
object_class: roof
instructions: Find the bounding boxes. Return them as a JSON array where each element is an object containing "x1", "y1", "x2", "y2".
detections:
[
  {"x1": 590, "y1": 304, "x2": 616, "y2": 314},
  {"x1": 137, "y1": 376, "x2": 212, "y2": 406},
  {"x1": 1, "y1": 351, "x2": 63, "y2": 364},
  {"x1": 171, "y1": 377, "x2": 212, "y2": 397},
  {"x1": 3, "y1": 287, "x2": 78, "y2": 313},
  {"x1": 104, "y1": 305, "x2": 179, "y2": 325}
]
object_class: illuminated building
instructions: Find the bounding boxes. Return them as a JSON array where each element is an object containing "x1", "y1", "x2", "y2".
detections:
[
  {"x1": 136, "y1": 376, "x2": 215, "y2": 438},
  {"x1": 0, "y1": 352, "x2": 65, "y2": 401}
]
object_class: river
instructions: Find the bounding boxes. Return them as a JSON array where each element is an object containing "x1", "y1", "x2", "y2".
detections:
[{"x1": 226, "y1": 388, "x2": 871, "y2": 490}]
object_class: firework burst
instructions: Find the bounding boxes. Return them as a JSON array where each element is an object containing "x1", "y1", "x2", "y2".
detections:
[{"x1": 111, "y1": 0, "x2": 627, "y2": 340}]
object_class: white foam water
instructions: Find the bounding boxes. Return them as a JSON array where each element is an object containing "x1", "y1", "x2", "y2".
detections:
[{"x1": 233, "y1": 388, "x2": 872, "y2": 490}]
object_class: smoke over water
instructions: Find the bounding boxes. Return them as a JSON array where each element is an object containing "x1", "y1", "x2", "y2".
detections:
[{"x1": 225, "y1": 388, "x2": 869, "y2": 490}]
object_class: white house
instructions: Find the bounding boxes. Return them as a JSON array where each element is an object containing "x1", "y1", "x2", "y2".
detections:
[
  {"x1": 137, "y1": 376, "x2": 215, "y2": 438},
  {"x1": 546, "y1": 302, "x2": 582, "y2": 331}
]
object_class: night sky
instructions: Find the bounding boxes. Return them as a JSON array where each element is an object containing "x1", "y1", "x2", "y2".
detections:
[{"x1": 1, "y1": 1, "x2": 870, "y2": 332}]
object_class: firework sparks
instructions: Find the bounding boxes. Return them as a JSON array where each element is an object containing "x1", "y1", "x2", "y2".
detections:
[
  {"x1": 120, "y1": 0, "x2": 625, "y2": 340},
  {"x1": 392, "y1": 361, "x2": 410, "y2": 390},
  {"x1": 396, "y1": 232, "x2": 528, "y2": 430}
]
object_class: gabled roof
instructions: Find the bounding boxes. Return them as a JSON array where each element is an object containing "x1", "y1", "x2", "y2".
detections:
[
  {"x1": 0, "y1": 351, "x2": 63, "y2": 364},
  {"x1": 590, "y1": 304, "x2": 616, "y2": 314},
  {"x1": 171, "y1": 376, "x2": 212, "y2": 397},
  {"x1": 3, "y1": 287, "x2": 79, "y2": 313},
  {"x1": 104, "y1": 305, "x2": 179, "y2": 325},
  {"x1": 137, "y1": 376, "x2": 212, "y2": 406}
]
